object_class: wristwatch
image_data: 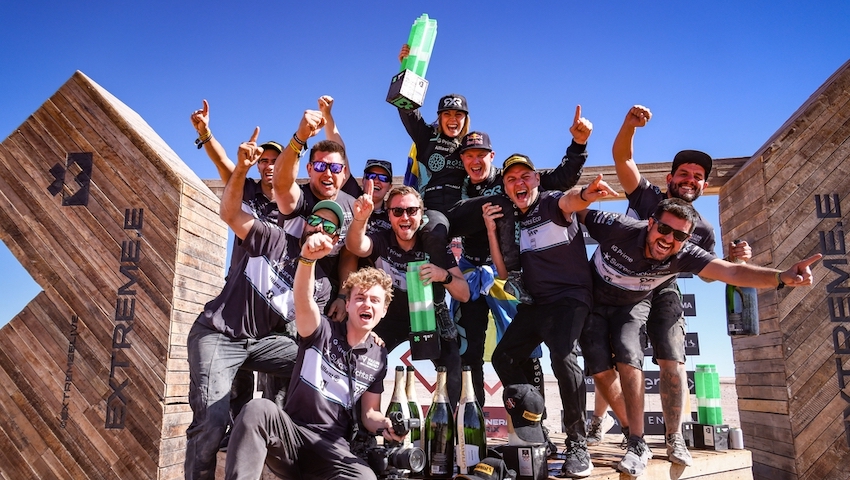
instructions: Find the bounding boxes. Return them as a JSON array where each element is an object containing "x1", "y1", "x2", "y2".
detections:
[{"x1": 443, "y1": 272, "x2": 453, "y2": 284}]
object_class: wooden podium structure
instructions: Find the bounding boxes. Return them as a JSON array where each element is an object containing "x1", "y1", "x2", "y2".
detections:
[
  {"x1": 0, "y1": 60, "x2": 848, "y2": 478},
  {"x1": 0, "y1": 72, "x2": 227, "y2": 479}
]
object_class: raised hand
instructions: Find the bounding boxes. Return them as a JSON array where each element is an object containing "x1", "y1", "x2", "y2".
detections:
[
  {"x1": 296, "y1": 110, "x2": 327, "y2": 142},
  {"x1": 318, "y1": 95, "x2": 335, "y2": 118},
  {"x1": 236, "y1": 127, "x2": 262, "y2": 168},
  {"x1": 624, "y1": 105, "x2": 652, "y2": 128},
  {"x1": 190, "y1": 99, "x2": 210, "y2": 134},
  {"x1": 300, "y1": 230, "x2": 335, "y2": 260},
  {"x1": 398, "y1": 44, "x2": 410, "y2": 63},
  {"x1": 353, "y1": 179, "x2": 375, "y2": 221},
  {"x1": 569, "y1": 105, "x2": 593, "y2": 145}
]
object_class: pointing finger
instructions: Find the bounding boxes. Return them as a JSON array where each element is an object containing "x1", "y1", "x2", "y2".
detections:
[
  {"x1": 573, "y1": 105, "x2": 582, "y2": 125},
  {"x1": 365, "y1": 178, "x2": 374, "y2": 198},
  {"x1": 249, "y1": 126, "x2": 260, "y2": 144},
  {"x1": 202, "y1": 99, "x2": 209, "y2": 116},
  {"x1": 800, "y1": 253, "x2": 823, "y2": 269}
]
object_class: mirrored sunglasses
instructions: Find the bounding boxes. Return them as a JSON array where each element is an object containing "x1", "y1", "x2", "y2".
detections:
[
  {"x1": 311, "y1": 161, "x2": 345, "y2": 174},
  {"x1": 364, "y1": 172, "x2": 390, "y2": 183},
  {"x1": 307, "y1": 214, "x2": 339, "y2": 235}
]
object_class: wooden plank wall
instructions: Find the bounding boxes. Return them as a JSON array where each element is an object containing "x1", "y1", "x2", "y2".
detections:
[
  {"x1": 719, "y1": 59, "x2": 850, "y2": 480},
  {"x1": 0, "y1": 71, "x2": 227, "y2": 479}
]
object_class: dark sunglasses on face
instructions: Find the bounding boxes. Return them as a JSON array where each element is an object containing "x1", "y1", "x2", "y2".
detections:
[
  {"x1": 652, "y1": 217, "x2": 691, "y2": 242},
  {"x1": 311, "y1": 161, "x2": 345, "y2": 174},
  {"x1": 390, "y1": 206, "x2": 420, "y2": 218},
  {"x1": 307, "y1": 214, "x2": 339, "y2": 235},
  {"x1": 364, "y1": 172, "x2": 390, "y2": 183}
]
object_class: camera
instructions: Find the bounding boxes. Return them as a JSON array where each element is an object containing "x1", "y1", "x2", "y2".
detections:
[{"x1": 363, "y1": 411, "x2": 425, "y2": 479}]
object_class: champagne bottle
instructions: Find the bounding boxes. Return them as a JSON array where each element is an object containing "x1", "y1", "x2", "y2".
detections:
[
  {"x1": 386, "y1": 366, "x2": 411, "y2": 446},
  {"x1": 726, "y1": 240, "x2": 759, "y2": 336},
  {"x1": 455, "y1": 366, "x2": 486, "y2": 474},
  {"x1": 406, "y1": 366, "x2": 423, "y2": 448},
  {"x1": 424, "y1": 366, "x2": 454, "y2": 478}
]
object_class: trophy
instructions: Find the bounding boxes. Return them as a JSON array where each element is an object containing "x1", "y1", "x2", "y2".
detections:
[{"x1": 387, "y1": 14, "x2": 437, "y2": 111}]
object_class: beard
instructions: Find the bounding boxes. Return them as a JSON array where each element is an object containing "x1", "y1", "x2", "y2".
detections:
[{"x1": 668, "y1": 180, "x2": 703, "y2": 202}]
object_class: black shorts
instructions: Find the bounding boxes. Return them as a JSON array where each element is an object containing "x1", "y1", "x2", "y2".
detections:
[
  {"x1": 580, "y1": 299, "x2": 650, "y2": 376},
  {"x1": 645, "y1": 281, "x2": 686, "y2": 364}
]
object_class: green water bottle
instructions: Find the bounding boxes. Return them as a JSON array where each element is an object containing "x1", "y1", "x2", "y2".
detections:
[
  {"x1": 695, "y1": 365, "x2": 723, "y2": 425},
  {"x1": 407, "y1": 260, "x2": 436, "y2": 332},
  {"x1": 401, "y1": 14, "x2": 438, "y2": 77}
]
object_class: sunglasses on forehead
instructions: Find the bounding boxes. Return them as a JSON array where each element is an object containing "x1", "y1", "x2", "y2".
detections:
[
  {"x1": 307, "y1": 214, "x2": 339, "y2": 235},
  {"x1": 389, "y1": 206, "x2": 420, "y2": 218},
  {"x1": 652, "y1": 216, "x2": 691, "y2": 242},
  {"x1": 311, "y1": 161, "x2": 345, "y2": 174},
  {"x1": 364, "y1": 172, "x2": 390, "y2": 183}
]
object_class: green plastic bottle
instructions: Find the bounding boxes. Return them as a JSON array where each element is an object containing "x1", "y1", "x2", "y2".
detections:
[
  {"x1": 401, "y1": 14, "x2": 438, "y2": 78},
  {"x1": 695, "y1": 364, "x2": 723, "y2": 425},
  {"x1": 407, "y1": 260, "x2": 436, "y2": 333}
]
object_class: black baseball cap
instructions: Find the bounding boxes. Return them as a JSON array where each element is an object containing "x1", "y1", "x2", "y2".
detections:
[
  {"x1": 455, "y1": 457, "x2": 516, "y2": 480},
  {"x1": 671, "y1": 150, "x2": 712, "y2": 178},
  {"x1": 364, "y1": 159, "x2": 393, "y2": 178},
  {"x1": 437, "y1": 94, "x2": 468, "y2": 113},
  {"x1": 502, "y1": 154, "x2": 535, "y2": 173},
  {"x1": 459, "y1": 132, "x2": 492, "y2": 154},
  {"x1": 260, "y1": 141, "x2": 284, "y2": 154},
  {"x1": 503, "y1": 384, "x2": 546, "y2": 444}
]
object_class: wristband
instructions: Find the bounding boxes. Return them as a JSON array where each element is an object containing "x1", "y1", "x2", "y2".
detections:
[
  {"x1": 579, "y1": 186, "x2": 588, "y2": 202},
  {"x1": 195, "y1": 130, "x2": 213, "y2": 149},
  {"x1": 292, "y1": 133, "x2": 307, "y2": 146},
  {"x1": 298, "y1": 256, "x2": 316, "y2": 266},
  {"x1": 337, "y1": 293, "x2": 348, "y2": 301},
  {"x1": 776, "y1": 271, "x2": 785, "y2": 290}
]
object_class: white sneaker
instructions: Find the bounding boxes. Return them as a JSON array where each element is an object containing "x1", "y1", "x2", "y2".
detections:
[
  {"x1": 586, "y1": 413, "x2": 615, "y2": 446},
  {"x1": 617, "y1": 435, "x2": 653, "y2": 477},
  {"x1": 666, "y1": 433, "x2": 693, "y2": 466}
]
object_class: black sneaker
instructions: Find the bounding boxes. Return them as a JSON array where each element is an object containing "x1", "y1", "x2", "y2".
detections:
[
  {"x1": 505, "y1": 270, "x2": 534, "y2": 304},
  {"x1": 434, "y1": 300, "x2": 457, "y2": 340},
  {"x1": 541, "y1": 425, "x2": 559, "y2": 459},
  {"x1": 560, "y1": 440, "x2": 593, "y2": 478}
]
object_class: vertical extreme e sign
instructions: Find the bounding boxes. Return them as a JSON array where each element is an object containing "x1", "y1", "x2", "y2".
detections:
[
  {"x1": 105, "y1": 208, "x2": 144, "y2": 429},
  {"x1": 815, "y1": 193, "x2": 850, "y2": 447}
]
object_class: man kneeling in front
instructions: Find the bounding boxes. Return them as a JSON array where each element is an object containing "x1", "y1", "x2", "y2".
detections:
[{"x1": 224, "y1": 213, "x2": 406, "y2": 479}]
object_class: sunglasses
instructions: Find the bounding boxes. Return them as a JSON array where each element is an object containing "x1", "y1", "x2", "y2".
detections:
[
  {"x1": 307, "y1": 214, "x2": 339, "y2": 235},
  {"x1": 311, "y1": 161, "x2": 345, "y2": 174},
  {"x1": 652, "y1": 217, "x2": 691, "y2": 242},
  {"x1": 389, "y1": 206, "x2": 420, "y2": 218},
  {"x1": 364, "y1": 172, "x2": 390, "y2": 183}
]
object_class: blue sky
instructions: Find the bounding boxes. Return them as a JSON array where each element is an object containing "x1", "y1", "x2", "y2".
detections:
[{"x1": 1, "y1": 1, "x2": 848, "y2": 377}]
